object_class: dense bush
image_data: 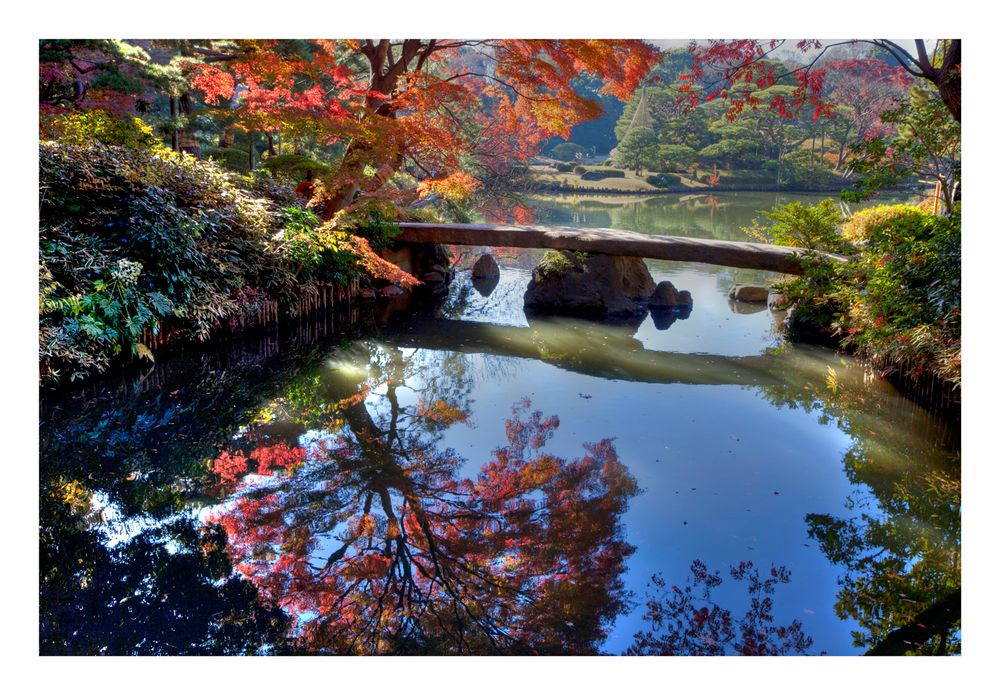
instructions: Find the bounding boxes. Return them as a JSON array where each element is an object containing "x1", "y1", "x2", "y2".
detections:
[
  {"x1": 40, "y1": 141, "x2": 283, "y2": 379},
  {"x1": 753, "y1": 200, "x2": 961, "y2": 385},
  {"x1": 843, "y1": 206, "x2": 960, "y2": 384},
  {"x1": 41, "y1": 110, "x2": 169, "y2": 152},
  {"x1": 39, "y1": 140, "x2": 411, "y2": 384},
  {"x1": 580, "y1": 169, "x2": 625, "y2": 181},
  {"x1": 573, "y1": 165, "x2": 587, "y2": 174},
  {"x1": 555, "y1": 162, "x2": 575, "y2": 172}
]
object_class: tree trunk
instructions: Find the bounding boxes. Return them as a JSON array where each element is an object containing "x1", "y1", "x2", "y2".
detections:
[
  {"x1": 936, "y1": 75, "x2": 961, "y2": 123},
  {"x1": 169, "y1": 96, "x2": 178, "y2": 152},
  {"x1": 934, "y1": 40, "x2": 961, "y2": 123}
]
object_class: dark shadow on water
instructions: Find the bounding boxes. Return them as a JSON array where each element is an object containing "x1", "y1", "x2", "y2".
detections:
[{"x1": 649, "y1": 305, "x2": 692, "y2": 331}]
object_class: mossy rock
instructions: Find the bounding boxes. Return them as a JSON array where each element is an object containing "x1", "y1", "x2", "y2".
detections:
[
  {"x1": 537, "y1": 250, "x2": 579, "y2": 278},
  {"x1": 525, "y1": 251, "x2": 655, "y2": 317}
]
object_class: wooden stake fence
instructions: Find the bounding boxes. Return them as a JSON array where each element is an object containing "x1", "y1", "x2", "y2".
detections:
[{"x1": 138, "y1": 280, "x2": 361, "y2": 357}]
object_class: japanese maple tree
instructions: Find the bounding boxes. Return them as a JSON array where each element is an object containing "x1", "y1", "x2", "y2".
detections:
[
  {"x1": 680, "y1": 39, "x2": 959, "y2": 124},
  {"x1": 185, "y1": 39, "x2": 662, "y2": 215}
]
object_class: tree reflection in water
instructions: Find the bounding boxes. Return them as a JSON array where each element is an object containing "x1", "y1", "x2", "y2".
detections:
[
  {"x1": 39, "y1": 311, "x2": 960, "y2": 655},
  {"x1": 205, "y1": 343, "x2": 638, "y2": 655},
  {"x1": 627, "y1": 560, "x2": 816, "y2": 656},
  {"x1": 757, "y1": 354, "x2": 961, "y2": 655}
]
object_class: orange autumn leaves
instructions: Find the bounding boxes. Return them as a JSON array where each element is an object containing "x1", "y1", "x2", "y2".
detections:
[
  {"x1": 185, "y1": 40, "x2": 661, "y2": 211},
  {"x1": 210, "y1": 442, "x2": 305, "y2": 483}
]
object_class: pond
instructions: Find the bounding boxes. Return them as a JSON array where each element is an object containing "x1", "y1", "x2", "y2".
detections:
[{"x1": 39, "y1": 191, "x2": 960, "y2": 655}]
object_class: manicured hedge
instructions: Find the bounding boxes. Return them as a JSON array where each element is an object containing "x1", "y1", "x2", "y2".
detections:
[
  {"x1": 646, "y1": 173, "x2": 682, "y2": 188},
  {"x1": 580, "y1": 169, "x2": 625, "y2": 181}
]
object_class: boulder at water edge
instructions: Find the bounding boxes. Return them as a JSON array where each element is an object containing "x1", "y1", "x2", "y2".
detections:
[
  {"x1": 728, "y1": 284, "x2": 769, "y2": 303},
  {"x1": 524, "y1": 251, "x2": 655, "y2": 317}
]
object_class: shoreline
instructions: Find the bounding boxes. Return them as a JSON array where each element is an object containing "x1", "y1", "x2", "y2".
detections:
[{"x1": 518, "y1": 183, "x2": 908, "y2": 197}]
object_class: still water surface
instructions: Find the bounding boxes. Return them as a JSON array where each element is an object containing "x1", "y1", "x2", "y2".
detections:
[{"x1": 39, "y1": 192, "x2": 959, "y2": 655}]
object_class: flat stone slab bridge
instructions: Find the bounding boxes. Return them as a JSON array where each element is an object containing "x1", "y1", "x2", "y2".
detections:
[{"x1": 397, "y1": 222, "x2": 844, "y2": 275}]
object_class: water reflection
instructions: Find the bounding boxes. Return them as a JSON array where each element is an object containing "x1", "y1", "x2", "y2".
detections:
[
  {"x1": 203, "y1": 344, "x2": 638, "y2": 654},
  {"x1": 40, "y1": 332, "x2": 641, "y2": 655},
  {"x1": 728, "y1": 299, "x2": 767, "y2": 315},
  {"x1": 471, "y1": 273, "x2": 500, "y2": 297},
  {"x1": 650, "y1": 306, "x2": 692, "y2": 331},
  {"x1": 755, "y1": 355, "x2": 961, "y2": 655},
  {"x1": 38, "y1": 330, "x2": 353, "y2": 654},
  {"x1": 626, "y1": 560, "x2": 816, "y2": 656},
  {"x1": 525, "y1": 192, "x2": 907, "y2": 243}
]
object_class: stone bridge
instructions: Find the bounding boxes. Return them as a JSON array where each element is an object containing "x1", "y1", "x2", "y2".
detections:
[{"x1": 397, "y1": 222, "x2": 842, "y2": 275}]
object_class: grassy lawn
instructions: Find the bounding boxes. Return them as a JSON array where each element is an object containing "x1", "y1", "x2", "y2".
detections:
[
  {"x1": 528, "y1": 164, "x2": 845, "y2": 193},
  {"x1": 528, "y1": 165, "x2": 705, "y2": 192}
]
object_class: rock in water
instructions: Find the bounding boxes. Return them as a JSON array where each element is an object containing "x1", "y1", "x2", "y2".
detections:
[
  {"x1": 768, "y1": 292, "x2": 790, "y2": 310},
  {"x1": 472, "y1": 253, "x2": 500, "y2": 278},
  {"x1": 524, "y1": 251, "x2": 655, "y2": 317},
  {"x1": 728, "y1": 284, "x2": 769, "y2": 303},
  {"x1": 649, "y1": 281, "x2": 694, "y2": 308}
]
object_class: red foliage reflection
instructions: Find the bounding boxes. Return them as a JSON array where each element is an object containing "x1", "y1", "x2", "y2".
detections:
[{"x1": 206, "y1": 398, "x2": 637, "y2": 654}]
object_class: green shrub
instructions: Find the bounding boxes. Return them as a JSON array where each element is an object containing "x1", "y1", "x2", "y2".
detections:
[
  {"x1": 555, "y1": 162, "x2": 574, "y2": 172},
  {"x1": 203, "y1": 146, "x2": 252, "y2": 172},
  {"x1": 549, "y1": 142, "x2": 586, "y2": 161},
  {"x1": 646, "y1": 173, "x2": 682, "y2": 188},
  {"x1": 759, "y1": 200, "x2": 961, "y2": 385},
  {"x1": 276, "y1": 207, "x2": 361, "y2": 286},
  {"x1": 742, "y1": 199, "x2": 851, "y2": 253},
  {"x1": 580, "y1": 169, "x2": 625, "y2": 181},
  {"x1": 574, "y1": 165, "x2": 587, "y2": 174},
  {"x1": 38, "y1": 142, "x2": 328, "y2": 383}
]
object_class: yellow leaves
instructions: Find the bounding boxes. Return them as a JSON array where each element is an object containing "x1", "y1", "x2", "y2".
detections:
[
  {"x1": 250, "y1": 406, "x2": 276, "y2": 426},
  {"x1": 415, "y1": 171, "x2": 480, "y2": 202},
  {"x1": 58, "y1": 478, "x2": 91, "y2": 515},
  {"x1": 135, "y1": 342, "x2": 154, "y2": 363},
  {"x1": 45, "y1": 110, "x2": 170, "y2": 154},
  {"x1": 825, "y1": 366, "x2": 839, "y2": 394},
  {"x1": 842, "y1": 204, "x2": 926, "y2": 243}
]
